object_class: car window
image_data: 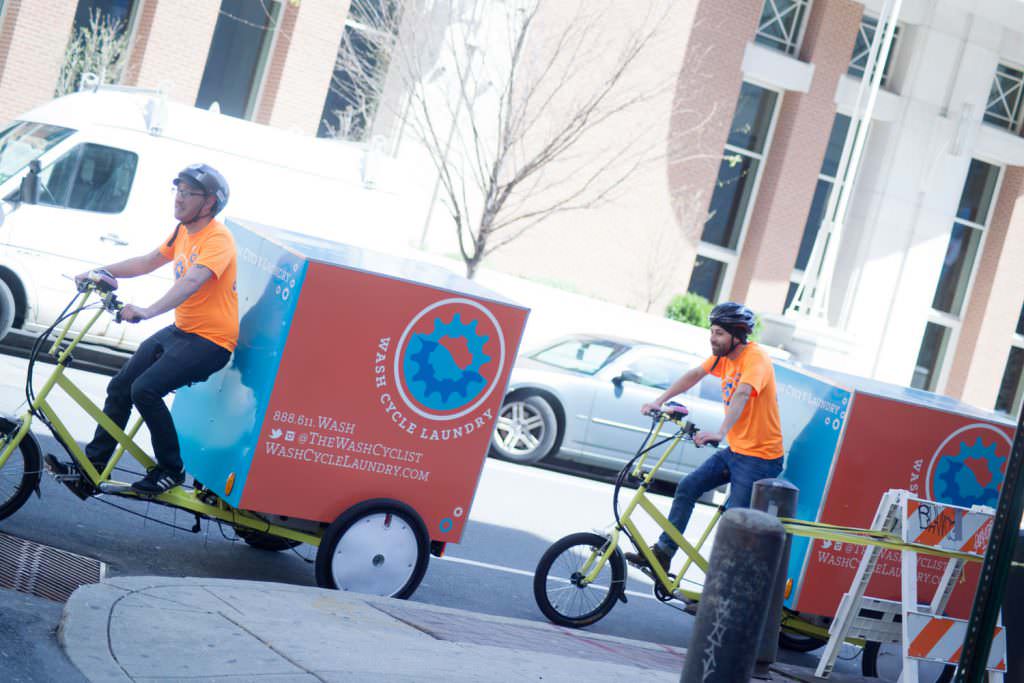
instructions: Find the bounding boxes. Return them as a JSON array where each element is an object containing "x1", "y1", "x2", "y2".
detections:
[
  {"x1": 623, "y1": 355, "x2": 689, "y2": 390},
  {"x1": 532, "y1": 339, "x2": 621, "y2": 374},
  {"x1": 38, "y1": 143, "x2": 138, "y2": 213}
]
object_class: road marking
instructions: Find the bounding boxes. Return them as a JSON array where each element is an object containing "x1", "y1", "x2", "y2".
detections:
[{"x1": 439, "y1": 553, "x2": 661, "y2": 602}]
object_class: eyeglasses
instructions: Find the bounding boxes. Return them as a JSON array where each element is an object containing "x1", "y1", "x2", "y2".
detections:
[{"x1": 173, "y1": 186, "x2": 207, "y2": 200}]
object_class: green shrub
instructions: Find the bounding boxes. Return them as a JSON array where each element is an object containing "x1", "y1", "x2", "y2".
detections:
[
  {"x1": 666, "y1": 292, "x2": 763, "y2": 342},
  {"x1": 665, "y1": 292, "x2": 713, "y2": 328}
]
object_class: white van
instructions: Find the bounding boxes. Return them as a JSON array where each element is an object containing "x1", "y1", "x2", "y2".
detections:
[{"x1": 0, "y1": 84, "x2": 408, "y2": 351}]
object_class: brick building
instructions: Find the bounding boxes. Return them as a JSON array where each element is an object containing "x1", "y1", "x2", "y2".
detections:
[
  {"x1": 481, "y1": 0, "x2": 1024, "y2": 419},
  {"x1": 0, "y1": 0, "x2": 349, "y2": 135}
]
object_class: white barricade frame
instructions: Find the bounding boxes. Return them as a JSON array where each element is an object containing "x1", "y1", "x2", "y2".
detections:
[{"x1": 815, "y1": 489, "x2": 1005, "y2": 681}]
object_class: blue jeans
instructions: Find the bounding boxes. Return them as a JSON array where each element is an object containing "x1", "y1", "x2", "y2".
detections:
[{"x1": 657, "y1": 447, "x2": 783, "y2": 555}]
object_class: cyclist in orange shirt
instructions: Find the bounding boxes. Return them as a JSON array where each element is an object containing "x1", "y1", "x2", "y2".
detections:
[
  {"x1": 625, "y1": 302, "x2": 784, "y2": 573},
  {"x1": 74, "y1": 164, "x2": 238, "y2": 494}
]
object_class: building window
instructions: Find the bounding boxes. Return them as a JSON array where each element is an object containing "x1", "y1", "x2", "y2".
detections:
[
  {"x1": 319, "y1": 0, "x2": 403, "y2": 140},
  {"x1": 196, "y1": 0, "x2": 282, "y2": 120},
  {"x1": 688, "y1": 82, "x2": 779, "y2": 302},
  {"x1": 785, "y1": 114, "x2": 851, "y2": 310},
  {"x1": 754, "y1": 0, "x2": 810, "y2": 56},
  {"x1": 848, "y1": 15, "x2": 899, "y2": 87},
  {"x1": 912, "y1": 159, "x2": 1002, "y2": 391},
  {"x1": 995, "y1": 303, "x2": 1024, "y2": 415},
  {"x1": 983, "y1": 63, "x2": 1024, "y2": 133},
  {"x1": 73, "y1": 0, "x2": 136, "y2": 31}
]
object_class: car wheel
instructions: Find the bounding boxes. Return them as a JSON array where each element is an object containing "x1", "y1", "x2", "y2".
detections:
[
  {"x1": 0, "y1": 280, "x2": 14, "y2": 342},
  {"x1": 491, "y1": 394, "x2": 558, "y2": 464}
]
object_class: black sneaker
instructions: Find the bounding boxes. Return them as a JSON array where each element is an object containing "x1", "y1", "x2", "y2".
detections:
[
  {"x1": 624, "y1": 544, "x2": 672, "y2": 574},
  {"x1": 131, "y1": 467, "x2": 185, "y2": 494}
]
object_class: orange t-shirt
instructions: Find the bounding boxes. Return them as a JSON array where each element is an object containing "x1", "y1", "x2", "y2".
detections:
[
  {"x1": 158, "y1": 220, "x2": 238, "y2": 352},
  {"x1": 701, "y1": 342, "x2": 783, "y2": 460}
]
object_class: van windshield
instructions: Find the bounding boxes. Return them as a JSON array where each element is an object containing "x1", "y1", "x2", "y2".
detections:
[{"x1": 0, "y1": 121, "x2": 75, "y2": 184}]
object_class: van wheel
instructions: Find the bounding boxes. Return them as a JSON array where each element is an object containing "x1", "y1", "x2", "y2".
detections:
[{"x1": 0, "y1": 280, "x2": 14, "y2": 341}]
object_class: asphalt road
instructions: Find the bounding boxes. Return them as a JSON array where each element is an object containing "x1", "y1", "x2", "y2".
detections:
[{"x1": 0, "y1": 352, "x2": 938, "y2": 681}]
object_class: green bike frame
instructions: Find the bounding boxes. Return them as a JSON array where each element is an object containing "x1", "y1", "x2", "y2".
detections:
[
  {"x1": 0, "y1": 286, "x2": 320, "y2": 546},
  {"x1": 575, "y1": 413, "x2": 835, "y2": 642}
]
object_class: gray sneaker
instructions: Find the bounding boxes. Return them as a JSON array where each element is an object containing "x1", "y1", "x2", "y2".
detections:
[{"x1": 131, "y1": 467, "x2": 185, "y2": 494}]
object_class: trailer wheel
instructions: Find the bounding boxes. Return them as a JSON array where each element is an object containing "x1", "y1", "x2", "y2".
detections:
[{"x1": 315, "y1": 498, "x2": 430, "y2": 599}]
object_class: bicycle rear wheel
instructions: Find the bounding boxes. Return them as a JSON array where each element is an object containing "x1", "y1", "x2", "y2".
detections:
[
  {"x1": 0, "y1": 418, "x2": 40, "y2": 521},
  {"x1": 533, "y1": 532, "x2": 625, "y2": 628}
]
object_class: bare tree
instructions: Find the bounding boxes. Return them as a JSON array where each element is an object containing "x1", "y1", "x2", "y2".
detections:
[
  {"x1": 328, "y1": 0, "x2": 696, "y2": 279},
  {"x1": 56, "y1": 10, "x2": 130, "y2": 96}
]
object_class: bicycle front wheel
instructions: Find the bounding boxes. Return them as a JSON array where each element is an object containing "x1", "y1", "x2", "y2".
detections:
[
  {"x1": 0, "y1": 418, "x2": 40, "y2": 521},
  {"x1": 533, "y1": 532, "x2": 625, "y2": 628}
]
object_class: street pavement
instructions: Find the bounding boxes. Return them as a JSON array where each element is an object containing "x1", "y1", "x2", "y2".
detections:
[{"x1": 56, "y1": 575, "x2": 881, "y2": 683}]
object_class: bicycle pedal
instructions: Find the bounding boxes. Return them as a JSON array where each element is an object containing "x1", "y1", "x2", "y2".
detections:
[
  {"x1": 43, "y1": 453, "x2": 79, "y2": 481},
  {"x1": 98, "y1": 481, "x2": 133, "y2": 494}
]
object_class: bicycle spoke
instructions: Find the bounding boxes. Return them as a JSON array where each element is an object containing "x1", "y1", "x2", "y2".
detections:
[{"x1": 545, "y1": 544, "x2": 611, "y2": 618}]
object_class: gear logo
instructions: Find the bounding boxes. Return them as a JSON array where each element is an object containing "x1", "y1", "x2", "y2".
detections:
[
  {"x1": 394, "y1": 298, "x2": 505, "y2": 421},
  {"x1": 925, "y1": 424, "x2": 1011, "y2": 508}
]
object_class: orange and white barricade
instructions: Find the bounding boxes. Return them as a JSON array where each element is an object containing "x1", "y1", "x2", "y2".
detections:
[{"x1": 816, "y1": 489, "x2": 1005, "y2": 681}]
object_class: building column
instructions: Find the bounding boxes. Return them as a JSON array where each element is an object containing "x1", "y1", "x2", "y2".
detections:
[
  {"x1": 667, "y1": 0, "x2": 762, "y2": 250},
  {"x1": 946, "y1": 166, "x2": 1024, "y2": 409},
  {"x1": 123, "y1": 0, "x2": 220, "y2": 105},
  {"x1": 729, "y1": 0, "x2": 862, "y2": 315},
  {"x1": 0, "y1": 0, "x2": 77, "y2": 123},
  {"x1": 254, "y1": 0, "x2": 349, "y2": 135}
]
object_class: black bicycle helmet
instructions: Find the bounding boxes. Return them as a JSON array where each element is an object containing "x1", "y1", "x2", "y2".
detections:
[
  {"x1": 173, "y1": 163, "x2": 230, "y2": 215},
  {"x1": 709, "y1": 302, "x2": 756, "y2": 343}
]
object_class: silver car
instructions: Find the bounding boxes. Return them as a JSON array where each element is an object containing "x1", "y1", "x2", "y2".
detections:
[{"x1": 490, "y1": 334, "x2": 726, "y2": 486}]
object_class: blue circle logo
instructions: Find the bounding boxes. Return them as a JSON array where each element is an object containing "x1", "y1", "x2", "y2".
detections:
[
  {"x1": 927, "y1": 426, "x2": 1010, "y2": 508},
  {"x1": 394, "y1": 298, "x2": 505, "y2": 421}
]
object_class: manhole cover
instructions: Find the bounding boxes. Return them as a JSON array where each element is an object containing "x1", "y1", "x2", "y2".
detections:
[{"x1": 0, "y1": 532, "x2": 105, "y2": 602}]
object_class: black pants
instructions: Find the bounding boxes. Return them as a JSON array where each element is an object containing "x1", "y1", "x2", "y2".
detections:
[{"x1": 85, "y1": 325, "x2": 230, "y2": 473}]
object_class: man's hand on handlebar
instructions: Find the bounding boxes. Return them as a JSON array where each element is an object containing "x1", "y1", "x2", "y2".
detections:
[
  {"x1": 694, "y1": 430, "x2": 723, "y2": 447},
  {"x1": 119, "y1": 304, "x2": 148, "y2": 324},
  {"x1": 74, "y1": 268, "x2": 118, "y2": 293},
  {"x1": 640, "y1": 402, "x2": 660, "y2": 416}
]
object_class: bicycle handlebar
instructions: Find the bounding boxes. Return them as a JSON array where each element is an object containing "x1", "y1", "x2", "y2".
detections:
[
  {"x1": 74, "y1": 273, "x2": 124, "y2": 319},
  {"x1": 646, "y1": 401, "x2": 719, "y2": 448}
]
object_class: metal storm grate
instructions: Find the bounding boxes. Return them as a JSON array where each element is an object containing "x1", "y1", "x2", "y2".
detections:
[{"x1": 0, "y1": 532, "x2": 105, "y2": 602}]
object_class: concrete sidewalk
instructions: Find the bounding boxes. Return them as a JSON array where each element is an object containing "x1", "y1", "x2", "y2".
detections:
[{"x1": 59, "y1": 576, "x2": 879, "y2": 682}]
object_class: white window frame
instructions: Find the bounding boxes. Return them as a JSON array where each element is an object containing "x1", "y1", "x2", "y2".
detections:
[
  {"x1": 788, "y1": 142, "x2": 842, "y2": 301},
  {"x1": 983, "y1": 62, "x2": 1024, "y2": 134},
  {"x1": 694, "y1": 79, "x2": 783, "y2": 302},
  {"x1": 755, "y1": 0, "x2": 812, "y2": 57},
  {"x1": 921, "y1": 159, "x2": 1004, "y2": 393},
  {"x1": 847, "y1": 13, "x2": 901, "y2": 88},
  {"x1": 246, "y1": 1, "x2": 284, "y2": 121}
]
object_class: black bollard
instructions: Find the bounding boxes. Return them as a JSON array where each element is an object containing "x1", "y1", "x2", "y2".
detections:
[
  {"x1": 751, "y1": 478, "x2": 800, "y2": 679},
  {"x1": 681, "y1": 508, "x2": 786, "y2": 683}
]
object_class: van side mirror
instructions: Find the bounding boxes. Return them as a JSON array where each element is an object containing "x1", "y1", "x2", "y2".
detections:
[{"x1": 18, "y1": 160, "x2": 40, "y2": 205}]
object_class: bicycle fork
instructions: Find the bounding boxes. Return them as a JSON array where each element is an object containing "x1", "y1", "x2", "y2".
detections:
[{"x1": 579, "y1": 527, "x2": 628, "y2": 602}]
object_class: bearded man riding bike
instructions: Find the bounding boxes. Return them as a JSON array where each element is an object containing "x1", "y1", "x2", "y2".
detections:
[{"x1": 625, "y1": 302, "x2": 784, "y2": 573}]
